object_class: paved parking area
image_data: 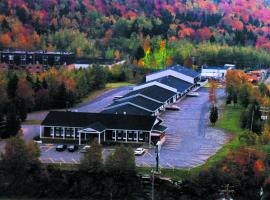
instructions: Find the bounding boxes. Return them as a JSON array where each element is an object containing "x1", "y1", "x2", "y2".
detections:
[
  {"x1": 38, "y1": 87, "x2": 230, "y2": 169},
  {"x1": 136, "y1": 88, "x2": 230, "y2": 168}
]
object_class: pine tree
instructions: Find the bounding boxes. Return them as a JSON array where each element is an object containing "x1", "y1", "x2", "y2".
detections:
[
  {"x1": 7, "y1": 73, "x2": 18, "y2": 99},
  {"x1": 209, "y1": 105, "x2": 218, "y2": 125},
  {"x1": 80, "y1": 139, "x2": 103, "y2": 173},
  {"x1": 4, "y1": 103, "x2": 21, "y2": 138}
]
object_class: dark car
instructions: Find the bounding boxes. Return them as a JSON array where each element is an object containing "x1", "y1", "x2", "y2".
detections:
[
  {"x1": 56, "y1": 144, "x2": 67, "y2": 152},
  {"x1": 67, "y1": 144, "x2": 78, "y2": 152}
]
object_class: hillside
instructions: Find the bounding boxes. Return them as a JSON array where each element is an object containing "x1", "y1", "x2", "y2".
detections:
[{"x1": 1, "y1": 0, "x2": 270, "y2": 64}]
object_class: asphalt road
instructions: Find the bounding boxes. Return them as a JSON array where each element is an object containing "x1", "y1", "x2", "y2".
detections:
[
  {"x1": 26, "y1": 86, "x2": 132, "y2": 122},
  {"x1": 38, "y1": 87, "x2": 230, "y2": 169}
]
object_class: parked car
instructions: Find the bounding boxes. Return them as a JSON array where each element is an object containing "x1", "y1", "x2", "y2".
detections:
[
  {"x1": 33, "y1": 140, "x2": 42, "y2": 144},
  {"x1": 165, "y1": 105, "x2": 180, "y2": 111},
  {"x1": 80, "y1": 145, "x2": 91, "y2": 153},
  {"x1": 68, "y1": 144, "x2": 78, "y2": 152},
  {"x1": 56, "y1": 144, "x2": 67, "y2": 151},
  {"x1": 134, "y1": 148, "x2": 146, "y2": 156},
  {"x1": 187, "y1": 92, "x2": 199, "y2": 97}
]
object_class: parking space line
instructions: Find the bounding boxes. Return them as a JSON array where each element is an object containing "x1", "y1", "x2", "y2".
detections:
[
  {"x1": 50, "y1": 158, "x2": 55, "y2": 163},
  {"x1": 146, "y1": 151, "x2": 153, "y2": 158},
  {"x1": 166, "y1": 162, "x2": 174, "y2": 169},
  {"x1": 45, "y1": 146, "x2": 54, "y2": 152},
  {"x1": 142, "y1": 161, "x2": 151, "y2": 167},
  {"x1": 60, "y1": 158, "x2": 66, "y2": 163},
  {"x1": 72, "y1": 158, "x2": 78, "y2": 164}
]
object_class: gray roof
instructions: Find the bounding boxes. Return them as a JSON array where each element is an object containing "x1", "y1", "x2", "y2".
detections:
[
  {"x1": 170, "y1": 65, "x2": 200, "y2": 78},
  {"x1": 147, "y1": 75, "x2": 193, "y2": 93},
  {"x1": 119, "y1": 85, "x2": 177, "y2": 103},
  {"x1": 107, "y1": 96, "x2": 163, "y2": 111},
  {"x1": 102, "y1": 104, "x2": 152, "y2": 116},
  {"x1": 42, "y1": 111, "x2": 156, "y2": 131},
  {"x1": 149, "y1": 65, "x2": 200, "y2": 78}
]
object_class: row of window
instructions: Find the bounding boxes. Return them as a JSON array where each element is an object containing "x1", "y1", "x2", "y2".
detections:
[
  {"x1": 112, "y1": 131, "x2": 145, "y2": 141},
  {"x1": 50, "y1": 128, "x2": 80, "y2": 138}
]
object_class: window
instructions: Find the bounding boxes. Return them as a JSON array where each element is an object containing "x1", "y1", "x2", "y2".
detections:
[
  {"x1": 50, "y1": 127, "x2": 54, "y2": 137},
  {"x1": 139, "y1": 131, "x2": 144, "y2": 141},
  {"x1": 117, "y1": 131, "x2": 123, "y2": 139},
  {"x1": 65, "y1": 129, "x2": 71, "y2": 137},
  {"x1": 128, "y1": 131, "x2": 134, "y2": 140},
  {"x1": 8, "y1": 55, "x2": 14, "y2": 60}
]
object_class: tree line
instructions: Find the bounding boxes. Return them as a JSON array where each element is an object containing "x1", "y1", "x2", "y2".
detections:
[{"x1": 0, "y1": 64, "x2": 140, "y2": 138}]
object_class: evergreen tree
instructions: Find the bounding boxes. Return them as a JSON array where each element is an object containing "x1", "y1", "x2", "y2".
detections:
[
  {"x1": 105, "y1": 145, "x2": 135, "y2": 175},
  {"x1": 239, "y1": 84, "x2": 250, "y2": 108},
  {"x1": 233, "y1": 91, "x2": 238, "y2": 105},
  {"x1": 80, "y1": 139, "x2": 103, "y2": 173},
  {"x1": 42, "y1": 78, "x2": 48, "y2": 89},
  {"x1": 53, "y1": 83, "x2": 67, "y2": 108},
  {"x1": 34, "y1": 76, "x2": 42, "y2": 92},
  {"x1": 17, "y1": 99, "x2": 28, "y2": 122},
  {"x1": 209, "y1": 105, "x2": 218, "y2": 125},
  {"x1": 0, "y1": 135, "x2": 41, "y2": 194},
  {"x1": 4, "y1": 103, "x2": 21, "y2": 138},
  {"x1": 7, "y1": 73, "x2": 18, "y2": 99}
]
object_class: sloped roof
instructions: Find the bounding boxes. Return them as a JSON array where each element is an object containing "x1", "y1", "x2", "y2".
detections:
[
  {"x1": 107, "y1": 96, "x2": 163, "y2": 111},
  {"x1": 148, "y1": 76, "x2": 192, "y2": 93},
  {"x1": 120, "y1": 85, "x2": 176, "y2": 103},
  {"x1": 102, "y1": 104, "x2": 152, "y2": 116},
  {"x1": 170, "y1": 65, "x2": 200, "y2": 78},
  {"x1": 42, "y1": 111, "x2": 156, "y2": 131}
]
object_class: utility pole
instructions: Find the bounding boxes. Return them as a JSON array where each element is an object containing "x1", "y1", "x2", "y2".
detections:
[
  {"x1": 152, "y1": 141, "x2": 161, "y2": 200},
  {"x1": 219, "y1": 184, "x2": 234, "y2": 200}
]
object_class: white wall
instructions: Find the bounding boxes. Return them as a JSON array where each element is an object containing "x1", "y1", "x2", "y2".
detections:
[
  {"x1": 201, "y1": 69, "x2": 227, "y2": 78},
  {"x1": 146, "y1": 69, "x2": 194, "y2": 83},
  {"x1": 133, "y1": 81, "x2": 177, "y2": 93}
]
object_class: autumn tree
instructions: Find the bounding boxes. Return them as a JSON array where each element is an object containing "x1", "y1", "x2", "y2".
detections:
[{"x1": 208, "y1": 79, "x2": 218, "y2": 105}]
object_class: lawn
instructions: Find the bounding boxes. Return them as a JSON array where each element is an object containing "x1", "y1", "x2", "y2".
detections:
[
  {"x1": 106, "y1": 82, "x2": 134, "y2": 88},
  {"x1": 76, "y1": 82, "x2": 134, "y2": 107}
]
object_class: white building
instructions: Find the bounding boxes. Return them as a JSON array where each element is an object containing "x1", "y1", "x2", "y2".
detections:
[{"x1": 201, "y1": 64, "x2": 235, "y2": 79}]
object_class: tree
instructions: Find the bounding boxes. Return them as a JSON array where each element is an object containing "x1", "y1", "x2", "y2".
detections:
[
  {"x1": 239, "y1": 130, "x2": 257, "y2": 145},
  {"x1": 0, "y1": 134, "x2": 41, "y2": 194},
  {"x1": 4, "y1": 102, "x2": 21, "y2": 138},
  {"x1": 105, "y1": 145, "x2": 135, "y2": 175},
  {"x1": 80, "y1": 139, "x2": 103, "y2": 173},
  {"x1": 208, "y1": 79, "x2": 218, "y2": 105},
  {"x1": 239, "y1": 84, "x2": 250, "y2": 108},
  {"x1": 209, "y1": 105, "x2": 218, "y2": 125},
  {"x1": 7, "y1": 73, "x2": 18, "y2": 99}
]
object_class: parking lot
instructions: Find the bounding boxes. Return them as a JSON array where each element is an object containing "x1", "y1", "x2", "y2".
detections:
[{"x1": 38, "y1": 87, "x2": 230, "y2": 169}]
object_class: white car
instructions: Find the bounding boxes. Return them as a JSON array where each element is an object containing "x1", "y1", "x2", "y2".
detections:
[
  {"x1": 134, "y1": 148, "x2": 146, "y2": 156},
  {"x1": 80, "y1": 145, "x2": 91, "y2": 153}
]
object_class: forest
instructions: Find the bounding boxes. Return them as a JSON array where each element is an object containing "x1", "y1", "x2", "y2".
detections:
[{"x1": 1, "y1": 0, "x2": 270, "y2": 68}]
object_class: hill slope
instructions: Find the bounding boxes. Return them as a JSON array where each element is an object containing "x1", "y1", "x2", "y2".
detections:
[{"x1": 1, "y1": 0, "x2": 270, "y2": 58}]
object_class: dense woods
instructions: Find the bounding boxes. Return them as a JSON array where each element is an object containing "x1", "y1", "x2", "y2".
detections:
[{"x1": 1, "y1": 0, "x2": 270, "y2": 67}]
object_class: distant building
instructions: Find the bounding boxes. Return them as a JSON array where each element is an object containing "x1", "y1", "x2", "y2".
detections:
[
  {"x1": 69, "y1": 58, "x2": 126, "y2": 69},
  {"x1": 201, "y1": 64, "x2": 235, "y2": 79},
  {"x1": 0, "y1": 50, "x2": 75, "y2": 71}
]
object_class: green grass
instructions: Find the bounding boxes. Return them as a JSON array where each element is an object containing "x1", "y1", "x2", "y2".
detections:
[
  {"x1": 76, "y1": 82, "x2": 134, "y2": 107},
  {"x1": 22, "y1": 120, "x2": 42, "y2": 125},
  {"x1": 105, "y1": 82, "x2": 134, "y2": 88}
]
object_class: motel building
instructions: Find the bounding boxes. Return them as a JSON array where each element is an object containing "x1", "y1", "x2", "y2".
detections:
[{"x1": 40, "y1": 111, "x2": 167, "y2": 145}]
